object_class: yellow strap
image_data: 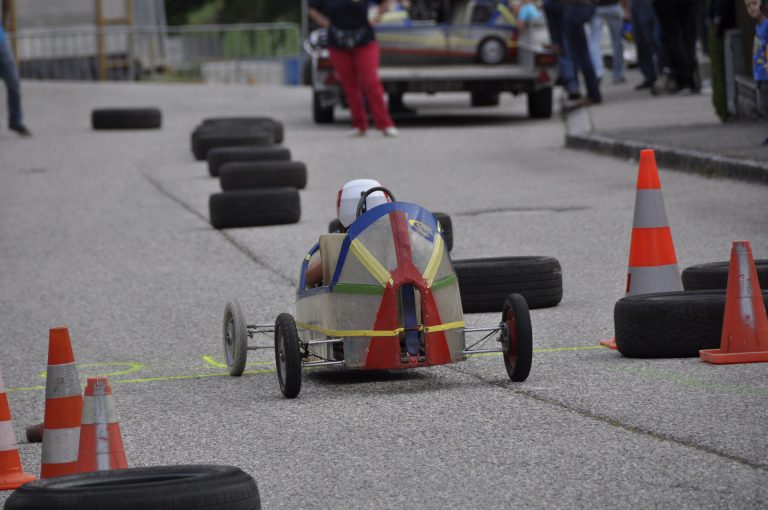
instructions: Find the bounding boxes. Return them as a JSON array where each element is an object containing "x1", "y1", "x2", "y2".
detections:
[
  {"x1": 498, "y1": 4, "x2": 517, "y2": 25},
  {"x1": 349, "y1": 239, "x2": 393, "y2": 287},
  {"x1": 296, "y1": 320, "x2": 465, "y2": 337},
  {"x1": 422, "y1": 230, "x2": 444, "y2": 287},
  {"x1": 424, "y1": 321, "x2": 465, "y2": 333}
]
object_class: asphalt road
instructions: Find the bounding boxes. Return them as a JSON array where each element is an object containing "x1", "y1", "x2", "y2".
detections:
[{"x1": 1, "y1": 79, "x2": 767, "y2": 509}]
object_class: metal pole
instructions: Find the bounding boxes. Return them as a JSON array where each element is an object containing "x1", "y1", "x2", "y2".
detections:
[{"x1": 96, "y1": 0, "x2": 107, "y2": 80}]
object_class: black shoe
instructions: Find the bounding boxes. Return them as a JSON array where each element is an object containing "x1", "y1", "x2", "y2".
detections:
[
  {"x1": 9, "y1": 124, "x2": 32, "y2": 137},
  {"x1": 567, "y1": 91, "x2": 583, "y2": 100},
  {"x1": 634, "y1": 80, "x2": 654, "y2": 90}
]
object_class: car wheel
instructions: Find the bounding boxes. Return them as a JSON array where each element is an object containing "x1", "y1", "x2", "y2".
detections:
[
  {"x1": 501, "y1": 293, "x2": 532, "y2": 382},
  {"x1": 614, "y1": 290, "x2": 768, "y2": 358},
  {"x1": 470, "y1": 91, "x2": 500, "y2": 107},
  {"x1": 275, "y1": 313, "x2": 302, "y2": 398},
  {"x1": 207, "y1": 146, "x2": 292, "y2": 178},
  {"x1": 91, "y1": 108, "x2": 162, "y2": 130},
  {"x1": 528, "y1": 87, "x2": 553, "y2": 118},
  {"x1": 209, "y1": 188, "x2": 301, "y2": 229},
  {"x1": 4, "y1": 465, "x2": 261, "y2": 510},
  {"x1": 313, "y1": 91, "x2": 335, "y2": 124},
  {"x1": 454, "y1": 256, "x2": 563, "y2": 312},
  {"x1": 432, "y1": 212, "x2": 453, "y2": 252},
  {"x1": 682, "y1": 260, "x2": 768, "y2": 291},
  {"x1": 477, "y1": 37, "x2": 506, "y2": 65},
  {"x1": 219, "y1": 161, "x2": 307, "y2": 191},
  {"x1": 223, "y1": 301, "x2": 248, "y2": 376}
]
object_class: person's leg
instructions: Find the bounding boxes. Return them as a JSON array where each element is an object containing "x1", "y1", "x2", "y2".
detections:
[
  {"x1": 587, "y1": 9, "x2": 604, "y2": 80},
  {"x1": 329, "y1": 47, "x2": 368, "y2": 131},
  {"x1": 677, "y1": 0, "x2": 699, "y2": 90},
  {"x1": 631, "y1": 0, "x2": 657, "y2": 85},
  {"x1": 564, "y1": 3, "x2": 601, "y2": 102},
  {"x1": 653, "y1": 0, "x2": 686, "y2": 89},
  {"x1": 352, "y1": 42, "x2": 394, "y2": 131},
  {"x1": 543, "y1": 0, "x2": 579, "y2": 95},
  {"x1": 0, "y1": 39, "x2": 24, "y2": 128},
  {"x1": 604, "y1": 3, "x2": 625, "y2": 81}
]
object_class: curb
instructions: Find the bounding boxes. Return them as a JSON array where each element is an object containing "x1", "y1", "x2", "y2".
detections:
[{"x1": 565, "y1": 133, "x2": 768, "y2": 184}]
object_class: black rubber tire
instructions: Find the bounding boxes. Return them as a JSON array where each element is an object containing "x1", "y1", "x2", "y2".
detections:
[
  {"x1": 454, "y1": 256, "x2": 563, "y2": 312},
  {"x1": 275, "y1": 313, "x2": 302, "y2": 398},
  {"x1": 4, "y1": 465, "x2": 261, "y2": 510},
  {"x1": 477, "y1": 37, "x2": 506, "y2": 64},
  {"x1": 202, "y1": 117, "x2": 284, "y2": 144},
  {"x1": 207, "y1": 146, "x2": 292, "y2": 177},
  {"x1": 527, "y1": 87, "x2": 553, "y2": 119},
  {"x1": 192, "y1": 128, "x2": 273, "y2": 161},
  {"x1": 682, "y1": 260, "x2": 768, "y2": 291},
  {"x1": 501, "y1": 293, "x2": 533, "y2": 382},
  {"x1": 91, "y1": 108, "x2": 162, "y2": 130},
  {"x1": 223, "y1": 300, "x2": 248, "y2": 376},
  {"x1": 614, "y1": 289, "x2": 768, "y2": 358},
  {"x1": 313, "y1": 91, "x2": 335, "y2": 124},
  {"x1": 432, "y1": 212, "x2": 453, "y2": 252},
  {"x1": 470, "y1": 91, "x2": 500, "y2": 107},
  {"x1": 219, "y1": 161, "x2": 307, "y2": 191},
  {"x1": 209, "y1": 188, "x2": 301, "y2": 229}
]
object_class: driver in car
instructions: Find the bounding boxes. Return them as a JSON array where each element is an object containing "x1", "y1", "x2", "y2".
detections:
[{"x1": 305, "y1": 178, "x2": 390, "y2": 287}]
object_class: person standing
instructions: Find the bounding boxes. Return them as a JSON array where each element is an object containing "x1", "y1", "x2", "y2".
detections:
[
  {"x1": 587, "y1": 0, "x2": 626, "y2": 84},
  {"x1": 631, "y1": 0, "x2": 662, "y2": 89},
  {"x1": 562, "y1": 0, "x2": 602, "y2": 104},
  {"x1": 309, "y1": 0, "x2": 398, "y2": 137},
  {"x1": 0, "y1": 0, "x2": 30, "y2": 136},
  {"x1": 745, "y1": 0, "x2": 768, "y2": 143},
  {"x1": 543, "y1": 0, "x2": 582, "y2": 99},
  {"x1": 652, "y1": 0, "x2": 702, "y2": 94}
]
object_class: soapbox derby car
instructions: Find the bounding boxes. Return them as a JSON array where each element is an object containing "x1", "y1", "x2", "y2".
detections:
[{"x1": 221, "y1": 188, "x2": 532, "y2": 398}]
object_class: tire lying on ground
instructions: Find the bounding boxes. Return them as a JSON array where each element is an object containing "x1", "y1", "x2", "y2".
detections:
[
  {"x1": 4, "y1": 465, "x2": 261, "y2": 510},
  {"x1": 91, "y1": 108, "x2": 162, "y2": 130},
  {"x1": 219, "y1": 161, "x2": 307, "y2": 191},
  {"x1": 207, "y1": 146, "x2": 292, "y2": 177},
  {"x1": 454, "y1": 256, "x2": 563, "y2": 312},
  {"x1": 682, "y1": 259, "x2": 768, "y2": 291},
  {"x1": 192, "y1": 128, "x2": 273, "y2": 161},
  {"x1": 202, "y1": 117, "x2": 284, "y2": 144},
  {"x1": 432, "y1": 212, "x2": 453, "y2": 252},
  {"x1": 614, "y1": 289, "x2": 768, "y2": 358},
  {"x1": 210, "y1": 188, "x2": 301, "y2": 229}
]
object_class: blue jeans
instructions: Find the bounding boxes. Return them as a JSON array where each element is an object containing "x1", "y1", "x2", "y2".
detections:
[
  {"x1": 0, "y1": 38, "x2": 23, "y2": 127},
  {"x1": 543, "y1": 0, "x2": 578, "y2": 94},
  {"x1": 631, "y1": 0, "x2": 661, "y2": 83},
  {"x1": 588, "y1": 3, "x2": 625, "y2": 80},
  {"x1": 563, "y1": 3, "x2": 601, "y2": 101}
]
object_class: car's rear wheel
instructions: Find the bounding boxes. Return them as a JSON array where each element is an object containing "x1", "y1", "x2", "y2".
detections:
[
  {"x1": 275, "y1": 313, "x2": 302, "y2": 398},
  {"x1": 223, "y1": 301, "x2": 248, "y2": 376},
  {"x1": 501, "y1": 294, "x2": 532, "y2": 382},
  {"x1": 528, "y1": 87, "x2": 553, "y2": 118},
  {"x1": 313, "y1": 91, "x2": 335, "y2": 124}
]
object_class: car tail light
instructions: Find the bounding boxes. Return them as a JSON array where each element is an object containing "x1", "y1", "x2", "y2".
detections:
[
  {"x1": 537, "y1": 69, "x2": 551, "y2": 84},
  {"x1": 535, "y1": 53, "x2": 557, "y2": 67}
]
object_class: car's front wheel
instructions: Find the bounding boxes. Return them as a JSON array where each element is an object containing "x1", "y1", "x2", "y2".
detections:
[{"x1": 528, "y1": 87, "x2": 553, "y2": 118}]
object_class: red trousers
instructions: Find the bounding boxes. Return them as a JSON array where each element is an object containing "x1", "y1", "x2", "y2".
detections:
[{"x1": 329, "y1": 41, "x2": 394, "y2": 131}]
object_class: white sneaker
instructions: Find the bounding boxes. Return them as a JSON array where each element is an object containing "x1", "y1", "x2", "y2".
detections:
[
  {"x1": 383, "y1": 126, "x2": 398, "y2": 137},
  {"x1": 349, "y1": 128, "x2": 366, "y2": 137}
]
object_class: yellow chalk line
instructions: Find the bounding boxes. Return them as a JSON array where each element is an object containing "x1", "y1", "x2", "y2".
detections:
[{"x1": 467, "y1": 345, "x2": 603, "y2": 358}]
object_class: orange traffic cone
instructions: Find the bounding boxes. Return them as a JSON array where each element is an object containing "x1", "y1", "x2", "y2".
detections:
[
  {"x1": 77, "y1": 377, "x2": 127, "y2": 472},
  {"x1": 700, "y1": 241, "x2": 768, "y2": 364},
  {"x1": 40, "y1": 327, "x2": 83, "y2": 478},
  {"x1": 601, "y1": 149, "x2": 683, "y2": 349},
  {"x1": 0, "y1": 369, "x2": 36, "y2": 490}
]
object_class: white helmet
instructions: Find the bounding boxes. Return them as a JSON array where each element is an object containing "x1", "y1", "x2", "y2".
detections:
[{"x1": 336, "y1": 179, "x2": 389, "y2": 228}]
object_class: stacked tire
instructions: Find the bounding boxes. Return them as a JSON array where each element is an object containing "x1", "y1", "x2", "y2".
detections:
[
  {"x1": 613, "y1": 259, "x2": 768, "y2": 358},
  {"x1": 197, "y1": 117, "x2": 302, "y2": 230}
]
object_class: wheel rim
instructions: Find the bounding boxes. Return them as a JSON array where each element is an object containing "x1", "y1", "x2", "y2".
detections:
[
  {"x1": 481, "y1": 40, "x2": 504, "y2": 64},
  {"x1": 504, "y1": 311, "x2": 518, "y2": 368},
  {"x1": 224, "y1": 317, "x2": 235, "y2": 366}
]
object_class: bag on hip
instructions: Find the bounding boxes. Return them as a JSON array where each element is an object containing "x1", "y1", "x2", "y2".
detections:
[{"x1": 331, "y1": 27, "x2": 367, "y2": 49}]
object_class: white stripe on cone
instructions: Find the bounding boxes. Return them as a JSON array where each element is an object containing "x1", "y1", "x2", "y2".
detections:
[
  {"x1": 41, "y1": 427, "x2": 80, "y2": 464},
  {"x1": 0, "y1": 421, "x2": 16, "y2": 451}
]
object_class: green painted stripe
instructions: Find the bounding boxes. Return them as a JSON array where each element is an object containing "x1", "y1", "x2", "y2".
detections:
[
  {"x1": 332, "y1": 283, "x2": 386, "y2": 295},
  {"x1": 431, "y1": 274, "x2": 458, "y2": 291}
]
